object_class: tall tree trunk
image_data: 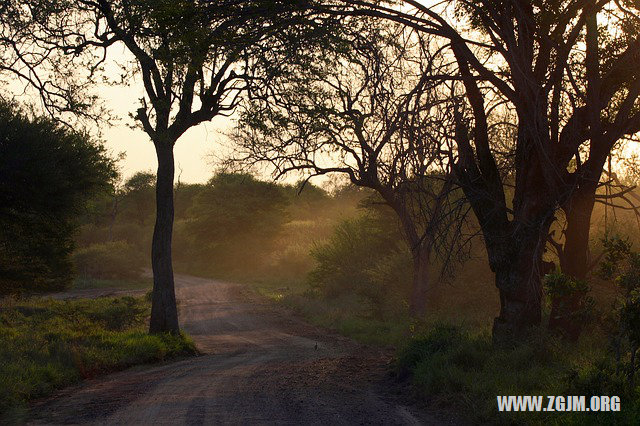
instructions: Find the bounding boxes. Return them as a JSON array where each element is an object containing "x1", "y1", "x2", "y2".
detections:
[
  {"x1": 547, "y1": 0, "x2": 601, "y2": 340},
  {"x1": 409, "y1": 244, "x2": 431, "y2": 318},
  {"x1": 560, "y1": 189, "x2": 595, "y2": 280},
  {"x1": 560, "y1": 0, "x2": 600, "y2": 281},
  {"x1": 149, "y1": 140, "x2": 180, "y2": 334},
  {"x1": 382, "y1": 193, "x2": 434, "y2": 319},
  {"x1": 490, "y1": 223, "x2": 549, "y2": 343},
  {"x1": 550, "y1": 184, "x2": 599, "y2": 339}
]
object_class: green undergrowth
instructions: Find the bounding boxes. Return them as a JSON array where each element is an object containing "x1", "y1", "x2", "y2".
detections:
[
  {"x1": 397, "y1": 324, "x2": 640, "y2": 425},
  {"x1": 71, "y1": 276, "x2": 152, "y2": 291},
  {"x1": 253, "y1": 280, "x2": 639, "y2": 424},
  {"x1": 252, "y1": 279, "x2": 490, "y2": 348},
  {"x1": 253, "y1": 279, "x2": 415, "y2": 347},
  {"x1": 0, "y1": 295, "x2": 196, "y2": 422}
]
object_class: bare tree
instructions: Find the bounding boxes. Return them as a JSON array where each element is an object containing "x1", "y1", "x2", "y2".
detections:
[
  {"x1": 232, "y1": 21, "x2": 470, "y2": 317},
  {"x1": 321, "y1": 0, "x2": 640, "y2": 340}
]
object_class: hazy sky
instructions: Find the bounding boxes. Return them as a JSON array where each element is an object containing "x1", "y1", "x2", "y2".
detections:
[
  {"x1": 23, "y1": 0, "x2": 633, "y2": 187},
  {"x1": 98, "y1": 72, "x2": 232, "y2": 185},
  {"x1": 7, "y1": 45, "x2": 232, "y2": 185}
]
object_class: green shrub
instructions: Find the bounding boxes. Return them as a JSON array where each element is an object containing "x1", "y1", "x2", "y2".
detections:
[
  {"x1": 597, "y1": 235, "x2": 640, "y2": 385},
  {"x1": 309, "y1": 214, "x2": 387, "y2": 298},
  {"x1": 545, "y1": 270, "x2": 591, "y2": 301},
  {"x1": 545, "y1": 270, "x2": 595, "y2": 339},
  {"x1": 73, "y1": 241, "x2": 145, "y2": 280},
  {"x1": 307, "y1": 211, "x2": 411, "y2": 317}
]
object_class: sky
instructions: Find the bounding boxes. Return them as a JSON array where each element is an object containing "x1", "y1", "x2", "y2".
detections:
[
  {"x1": 13, "y1": 1, "x2": 634, "y2": 186},
  {"x1": 97, "y1": 70, "x2": 232, "y2": 185}
]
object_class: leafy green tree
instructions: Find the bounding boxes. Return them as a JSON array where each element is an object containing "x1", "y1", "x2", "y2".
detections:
[
  {"x1": 20, "y1": 0, "x2": 338, "y2": 333},
  {"x1": 0, "y1": 101, "x2": 116, "y2": 293},
  {"x1": 182, "y1": 173, "x2": 290, "y2": 277}
]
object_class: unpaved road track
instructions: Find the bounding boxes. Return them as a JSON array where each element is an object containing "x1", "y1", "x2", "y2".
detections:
[{"x1": 30, "y1": 274, "x2": 437, "y2": 425}]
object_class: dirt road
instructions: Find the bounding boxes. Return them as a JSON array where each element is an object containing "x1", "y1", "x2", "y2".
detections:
[{"x1": 30, "y1": 274, "x2": 437, "y2": 425}]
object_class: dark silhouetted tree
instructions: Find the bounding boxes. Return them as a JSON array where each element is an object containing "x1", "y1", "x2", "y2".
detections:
[
  {"x1": 0, "y1": 101, "x2": 116, "y2": 293},
  {"x1": 327, "y1": 0, "x2": 640, "y2": 340},
  {"x1": 232, "y1": 21, "x2": 470, "y2": 317},
  {"x1": 20, "y1": 0, "x2": 337, "y2": 333}
]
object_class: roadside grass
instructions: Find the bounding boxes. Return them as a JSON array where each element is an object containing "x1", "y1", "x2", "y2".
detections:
[
  {"x1": 0, "y1": 295, "x2": 196, "y2": 422},
  {"x1": 251, "y1": 280, "x2": 639, "y2": 424},
  {"x1": 253, "y1": 279, "x2": 415, "y2": 347},
  {"x1": 397, "y1": 324, "x2": 640, "y2": 425},
  {"x1": 71, "y1": 276, "x2": 152, "y2": 291},
  {"x1": 252, "y1": 279, "x2": 492, "y2": 348}
]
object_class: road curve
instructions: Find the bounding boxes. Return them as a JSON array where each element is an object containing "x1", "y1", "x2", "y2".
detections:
[{"x1": 30, "y1": 274, "x2": 433, "y2": 425}]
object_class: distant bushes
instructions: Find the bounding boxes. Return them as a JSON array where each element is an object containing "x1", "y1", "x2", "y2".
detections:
[
  {"x1": 73, "y1": 241, "x2": 145, "y2": 280},
  {"x1": 178, "y1": 173, "x2": 291, "y2": 278},
  {"x1": 307, "y1": 209, "x2": 412, "y2": 317},
  {"x1": 75, "y1": 170, "x2": 369, "y2": 286},
  {"x1": 0, "y1": 295, "x2": 196, "y2": 422}
]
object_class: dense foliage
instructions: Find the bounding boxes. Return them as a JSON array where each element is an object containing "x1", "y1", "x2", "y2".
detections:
[{"x1": 0, "y1": 101, "x2": 116, "y2": 293}]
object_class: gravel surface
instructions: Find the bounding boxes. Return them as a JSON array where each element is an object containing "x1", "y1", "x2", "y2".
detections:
[{"x1": 29, "y1": 274, "x2": 446, "y2": 425}]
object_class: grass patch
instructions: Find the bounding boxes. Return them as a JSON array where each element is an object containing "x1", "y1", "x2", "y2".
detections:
[
  {"x1": 71, "y1": 277, "x2": 152, "y2": 291},
  {"x1": 0, "y1": 295, "x2": 196, "y2": 422},
  {"x1": 250, "y1": 279, "x2": 640, "y2": 423},
  {"x1": 252, "y1": 279, "x2": 415, "y2": 347},
  {"x1": 397, "y1": 324, "x2": 640, "y2": 425},
  {"x1": 249, "y1": 274, "x2": 497, "y2": 349}
]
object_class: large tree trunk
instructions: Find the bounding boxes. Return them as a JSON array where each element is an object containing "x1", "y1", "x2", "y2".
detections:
[
  {"x1": 409, "y1": 244, "x2": 431, "y2": 318},
  {"x1": 149, "y1": 140, "x2": 180, "y2": 334},
  {"x1": 490, "y1": 226, "x2": 547, "y2": 343},
  {"x1": 488, "y1": 99, "x2": 559, "y2": 341},
  {"x1": 549, "y1": 184, "x2": 598, "y2": 340},
  {"x1": 560, "y1": 190, "x2": 595, "y2": 280}
]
